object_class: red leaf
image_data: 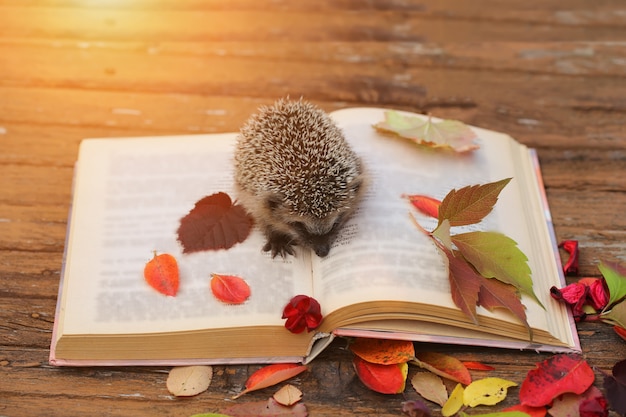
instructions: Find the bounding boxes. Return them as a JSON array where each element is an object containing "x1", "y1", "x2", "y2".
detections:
[
  {"x1": 413, "y1": 351, "x2": 472, "y2": 385},
  {"x1": 462, "y1": 361, "x2": 495, "y2": 371},
  {"x1": 353, "y1": 356, "x2": 408, "y2": 394},
  {"x1": 210, "y1": 273, "x2": 251, "y2": 304},
  {"x1": 444, "y1": 247, "x2": 481, "y2": 324},
  {"x1": 406, "y1": 194, "x2": 441, "y2": 218},
  {"x1": 519, "y1": 353, "x2": 595, "y2": 407},
  {"x1": 558, "y1": 240, "x2": 579, "y2": 276},
  {"x1": 143, "y1": 252, "x2": 179, "y2": 296},
  {"x1": 177, "y1": 192, "x2": 254, "y2": 253},
  {"x1": 232, "y1": 363, "x2": 308, "y2": 399}
]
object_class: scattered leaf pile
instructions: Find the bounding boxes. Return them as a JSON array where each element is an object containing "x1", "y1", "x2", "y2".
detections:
[
  {"x1": 374, "y1": 111, "x2": 479, "y2": 153},
  {"x1": 407, "y1": 178, "x2": 541, "y2": 331}
]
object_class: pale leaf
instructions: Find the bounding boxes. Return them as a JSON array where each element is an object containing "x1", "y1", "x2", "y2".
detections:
[
  {"x1": 273, "y1": 384, "x2": 303, "y2": 406},
  {"x1": 411, "y1": 372, "x2": 448, "y2": 406},
  {"x1": 166, "y1": 365, "x2": 213, "y2": 397}
]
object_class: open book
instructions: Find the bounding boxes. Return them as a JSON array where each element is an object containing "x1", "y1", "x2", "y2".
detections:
[{"x1": 50, "y1": 107, "x2": 580, "y2": 366}]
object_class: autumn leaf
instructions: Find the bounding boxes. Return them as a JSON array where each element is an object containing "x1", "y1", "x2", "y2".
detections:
[
  {"x1": 452, "y1": 231, "x2": 542, "y2": 308},
  {"x1": 598, "y1": 260, "x2": 626, "y2": 307},
  {"x1": 273, "y1": 384, "x2": 303, "y2": 406},
  {"x1": 602, "y1": 299, "x2": 626, "y2": 329},
  {"x1": 177, "y1": 192, "x2": 253, "y2": 254},
  {"x1": 519, "y1": 353, "x2": 595, "y2": 407},
  {"x1": 144, "y1": 252, "x2": 180, "y2": 296},
  {"x1": 353, "y1": 356, "x2": 408, "y2": 394},
  {"x1": 210, "y1": 273, "x2": 251, "y2": 304},
  {"x1": 603, "y1": 359, "x2": 626, "y2": 416},
  {"x1": 549, "y1": 386, "x2": 607, "y2": 417},
  {"x1": 559, "y1": 240, "x2": 579, "y2": 276},
  {"x1": 349, "y1": 338, "x2": 415, "y2": 365},
  {"x1": 436, "y1": 178, "x2": 511, "y2": 228},
  {"x1": 478, "y1": 275, "x2": 532, "y2": 339},
  {"x1": 463, "y1": 377, "x2": 518, "y2": 407},
  {"x1": 614, "y1": 325, "x2": 626, "y2": 341},
  {"x1": 463, "y1": 361, "x2": 495, "y2": 371},
  {"x1": 442, "y1": 247, "x2": 482, "y2": 325},
  {"x1": 402, "y1": 400, "x2": 432, "y2": 417},
  {"x1": 166, "y1": 365, "x2": 213, "y2": 397},
  {"x1": 413, "y1": 352, "x2": 472, "y2": 385},
  {"x1": 460, "y1": 412, "x2": 532, "y2": 417},
  {"x1": 374, "y1": 111, "x2": 479, "y2": 153},
  {"x1": 405, "y1": 194, "x2": 441, "y2": 218},
  {"x1": 442, "y1": 383, "x2": 465, "y2": 417},
  {"x1": 411, "y1": 372, "x2": 448, "y2": 406},
  {"x1": 232, "y1": 363, "x2": 308, "y2": 399},
  {"x1": 222, "y1": 398, "x2": 308, "y2": 417}
]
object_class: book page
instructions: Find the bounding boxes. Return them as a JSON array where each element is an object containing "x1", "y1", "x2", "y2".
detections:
[
  {"x1": 312, "y1": 108, "x2": 559, "y2": 334},
  {"x1": 59, "y1": 135, "x2": 313, "y2": 337}
]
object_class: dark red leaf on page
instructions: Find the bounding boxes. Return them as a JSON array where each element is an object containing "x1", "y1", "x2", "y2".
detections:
[
  {"x1": 177, "y1": 192, "x2": 253, "y2": 253},
  {"x1": 519, "y1": 354, "x2": 595, "y2": 407},
  {"x1": 210, "y1": 273, "x2": 251, "y2": 304},
  {"x1": 478, "y1": 275, "x2": 532, "y2": 338},
  {"x1": 144, "y1": 252, "x2": 180, "y2": 296},
  {"x1": 444, "y1": 248, "x2": 481, "y2": 325}
]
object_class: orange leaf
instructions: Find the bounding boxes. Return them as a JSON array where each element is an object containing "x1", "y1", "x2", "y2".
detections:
[
  {"x1": 462, "y1": 361, "x2": 496, "y2": 371},
  {"x1": 232, "y1": 363, "x2": 308, "y2": 399},
  {"x1": 353, "y1": 356, "x2": 408, "y2": 394},
  {"x1": 413, "y1": 352, "x2": 472, "y2": 385},
  {"x1": 405, "y1": 194, "x2": 441, "y2": 218},
  {"x1": 143, "y1": 252, "x2": 179, "y2": 296},
  {"x1": 349, "y1": 338, "x2": 415, "y2": 365},
  {"x1": 210, "y1": 273, "x2": 251, "y2": 304},
  {"x1": 177, "y1": 192, "x2": 254, "y2": 254}
]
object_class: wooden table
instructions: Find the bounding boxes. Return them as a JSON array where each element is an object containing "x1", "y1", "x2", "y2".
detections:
[{"x1": 1, "y1": 1, "x2": 625, "y2": 416}]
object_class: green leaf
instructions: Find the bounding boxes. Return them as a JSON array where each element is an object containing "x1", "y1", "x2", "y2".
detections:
[
  {"x1": 432, "y1": 219, "x2": 452, "y2": 250},
  {"x1": 373, "y1": 111, "x2": 479, "y2": 153},
  {"x1": 598, "y1": 261, "x2": 626, "y2": 307},
  {"x1": 452, "y1": 231, "x2": 543, "y2": 308},
  {"x1": 602, "y1": 299, "x2": 626, "y2": 328},
  {"x1": 438, "y1": 178, "x2": 512, "y2": 227}
]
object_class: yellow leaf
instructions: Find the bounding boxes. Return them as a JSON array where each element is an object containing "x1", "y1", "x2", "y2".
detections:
[
  {"x1": 442, "y1": 383, "x2": 465, "y2": 417},
  {"x1": 463, "y1": 377, "x2": 518, "y2": 407}
]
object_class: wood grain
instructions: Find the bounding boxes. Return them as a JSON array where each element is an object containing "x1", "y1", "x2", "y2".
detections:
[{"x1": 0, "y1": 1, "x2": 625, "y2": 416}]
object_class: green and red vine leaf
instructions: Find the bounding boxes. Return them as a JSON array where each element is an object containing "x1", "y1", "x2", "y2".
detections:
[
  {"x1": 177, "y1": 192, "x2": 254, "y2": 254},
  {"x1": 144, "y1": 252, "x2": 180, "y2": 297},
  {"x1": 477, "y1": 275, "x2": 532, "y2": 339},
  {"x1": 598, "y1": 260, "x2": 626, "y2": 307},
  {"x1": 451, "y1": 231, "x2": 542, "y2": 308},
  {"x1": 444, "y1": 247, "x2": 482, "y2": 325},
  {"x1": 519, "y1": 353, "x2": 595, "y2": 407},
  {"x1": 436, "y1": 178, "x2": 511, "y2": 228},
  {"x1": 374, "y1": 111, "x2": 479, "y2": 153}
]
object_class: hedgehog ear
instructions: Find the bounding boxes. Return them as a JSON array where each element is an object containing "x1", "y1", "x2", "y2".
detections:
[{"x1": 265, "y1": 192, "x2": 286, "y2": 212}]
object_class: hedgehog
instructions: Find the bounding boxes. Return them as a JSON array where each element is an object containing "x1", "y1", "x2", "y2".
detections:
[{"x1": 233, "y1": 98, "x2": 365, "y2": 258}]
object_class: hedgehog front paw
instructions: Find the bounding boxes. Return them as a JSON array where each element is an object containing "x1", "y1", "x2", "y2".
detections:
[{"x1": 262, "y1": 233, "x2": 297, "y2": 258}]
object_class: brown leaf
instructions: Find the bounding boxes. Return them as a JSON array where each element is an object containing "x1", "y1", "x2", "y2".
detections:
[
  {"x1": 444, "y1": 247, "x2": 481, "y2": 325},
  {"x1": 413, "y1": 352, "x2": 472, "y2": 385},
  {"x1": 410, "y1": 372, "x2": 448, "y2": 406},
  {"x1": 273, "y1": 384, "x2": 303, "y2": 406},
  {"x1": 478, "y1": 274, "x2": 532, "y2": 339},
  {"x1": 177, "y1": 192, "x2": 253, "y2": 253},
  {"x1": 437, "y1": 178, "x2": 511, "y2": 227},
  {"x1": 222, "y1": 397, "x2": 308, "y2": 417}
]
